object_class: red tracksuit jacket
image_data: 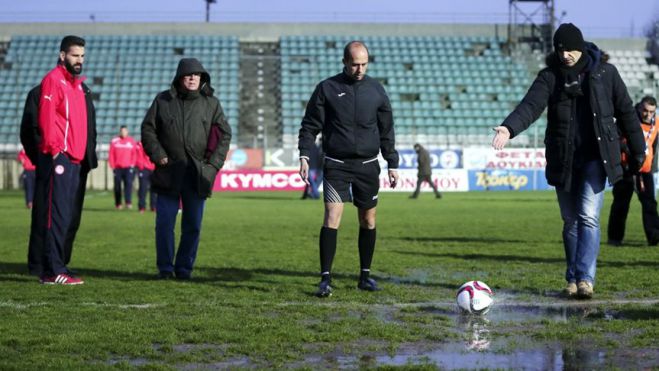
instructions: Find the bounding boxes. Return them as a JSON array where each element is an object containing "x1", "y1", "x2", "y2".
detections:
[
  {"x1": 135, "y1": 142, "x2": 155, "y2": 171},
  {"x1": 18, "y1": 149, "x2": 36, "y2": 171},
  {"x1": 38, "y1": 64, "x2": 88, "y2": 163},
  {"x1": 109, "y1": 136, "x2": 137, "y2": 169}
]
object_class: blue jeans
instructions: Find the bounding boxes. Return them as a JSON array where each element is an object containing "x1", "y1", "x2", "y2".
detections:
[
  {"x1": 555, "y1": 160, "x2": 606, "y2": 285},
  {"x1": 155, "y1": 184, "x2": 206, "y2": 278}
]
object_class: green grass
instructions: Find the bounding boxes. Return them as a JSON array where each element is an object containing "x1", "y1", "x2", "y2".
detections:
[{"x1": 0, "y1": 190, "x2": 657, "y2": 369}]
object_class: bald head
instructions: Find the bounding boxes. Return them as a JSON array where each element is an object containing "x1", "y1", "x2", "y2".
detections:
[{"x1": 343, "y1": 41, "x2": 369, "y2": 80}]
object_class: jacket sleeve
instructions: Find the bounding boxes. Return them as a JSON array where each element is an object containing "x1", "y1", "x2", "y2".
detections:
[
  {"x1": 501, "y1": 71, "x2": 552, "y2": 138},
  {"x1": 611, "y1": 66, "x2": 645, "y2": 158},
  {"x1": 108, "y1": 141, "x2": 116, "y2": 169},
  {"x1": 38, "y1": 75, "x2": 62, "y2": 156},
  {"x1": 298, "y1": 84, "x2": 324, "y2": 159},
  {"x1": 377, "y1": 90, "x2": 399, "y2": 169},
  {"x1": 131, "y1": 138, "x2": 138, "y2": 167},
  {"x1": 140, "y1": 97, "x2": 168, "y2": 164},
  {"x1": 19, "y1": 86, "x2": 41, "y2": 164},
  {"x1": 208, "y1": 100, "x2": 232, "y2": 170}
]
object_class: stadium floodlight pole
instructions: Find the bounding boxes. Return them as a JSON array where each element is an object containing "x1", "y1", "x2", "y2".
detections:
[{"x1": 205, "y1": 0, "x2": 217, "y2": 22}]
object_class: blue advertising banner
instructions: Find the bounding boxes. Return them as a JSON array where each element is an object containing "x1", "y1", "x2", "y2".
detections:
[
  {"x1": 468, "y1": 169, "x2": 552, "y2": 191},
  {"x1": 397, "y1": 149, "x2": 462, "y2": 169}
]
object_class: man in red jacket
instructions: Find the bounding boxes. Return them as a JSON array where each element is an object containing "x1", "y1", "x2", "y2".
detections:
[
  {"x1": 17, "y1": 148, "x2": 36, "y2": 209},
  {"x1": 36, "y1": 35, "x2": 88, "y2": 285},
  {"x1": 135, "y1": 141, "x2": 156, "y2": 213},
  {"x1": 109, "y1": 125, "x2": 137, "y2": 209}
]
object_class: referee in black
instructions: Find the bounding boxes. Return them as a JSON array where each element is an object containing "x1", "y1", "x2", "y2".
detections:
[{"x1": 298, "y1": 41, "x2": 399, "y2": 297}]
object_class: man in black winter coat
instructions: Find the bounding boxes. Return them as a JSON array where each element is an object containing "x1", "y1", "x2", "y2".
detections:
[
  {"x1": 20, "y1": 83, "x2": 98, "y2": 277},
  {"x1": 298, "y1": 41, "x2": 400, "y2": 297},
  {"x1": 142, "y1": 58, "x2": 231, "y2": 280},
  {"x1": 492, "y1": 23, "x2": 646, "y2": 300}
]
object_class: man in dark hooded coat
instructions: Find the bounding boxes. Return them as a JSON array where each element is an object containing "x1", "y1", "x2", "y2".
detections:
[{"x1": 141, "y1": 58, "x2": 232, "y2": 280}]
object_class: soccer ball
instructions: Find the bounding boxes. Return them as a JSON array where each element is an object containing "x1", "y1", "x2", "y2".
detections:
[{"x1": 456, "y1": 280, "x2": 493, "y2": 315}]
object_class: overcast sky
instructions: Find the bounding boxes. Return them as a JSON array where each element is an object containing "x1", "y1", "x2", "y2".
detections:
[{"x1": 2, "y1": 0, "x2": 658, "y2": 38}]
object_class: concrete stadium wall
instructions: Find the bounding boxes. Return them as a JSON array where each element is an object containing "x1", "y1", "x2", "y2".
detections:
[{"x1": 1, "y1": 159, "x2": 116, "y2": 191}]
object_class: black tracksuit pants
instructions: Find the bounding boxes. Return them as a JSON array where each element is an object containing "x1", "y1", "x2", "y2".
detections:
[
  {"x1": 608, "y1": 172, "x2": 659, "y2": 244},
  {"x1": 28, "y1": 153, "x2": 82, "y2": 276}
]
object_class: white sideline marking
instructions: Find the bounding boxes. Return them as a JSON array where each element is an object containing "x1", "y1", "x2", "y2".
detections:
[
  {"x1": 0, "y1": 301, "x2": 162, "y2": 309},
  {"x1": 84, "y1": 191, "x2": 109, "y2": 200}
]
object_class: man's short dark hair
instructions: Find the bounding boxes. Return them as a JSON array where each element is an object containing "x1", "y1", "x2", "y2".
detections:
[
  {"x1": 120, "y1": 125, "x2": 128, "y2": 130},
  {"x1": 640, "y1": 96, "x2": 657, "y2": 107},
  {"x1": 343, "y1": 41, "x2": 369, "y2": 62},
  {"x1": 60, "y1": 35, "x2": 85, "y2": 52}
]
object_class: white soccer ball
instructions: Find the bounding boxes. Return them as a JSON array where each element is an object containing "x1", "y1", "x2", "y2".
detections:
[{"x1": 456, "y1": 280, "x2": 494, "y2": 315}]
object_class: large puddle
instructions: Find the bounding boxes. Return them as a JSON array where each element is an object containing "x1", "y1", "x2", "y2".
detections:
[
  {"x1": 300, "y1": 301, "x2": 659, "y2": 369},
  {"x1": 105, "y1": 300, "x2": 659, "y2": 369}
]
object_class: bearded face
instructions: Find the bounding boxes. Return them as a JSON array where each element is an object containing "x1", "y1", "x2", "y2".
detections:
[{"x1": 60, "y1": 45, "x2": 84, "y2": 75}]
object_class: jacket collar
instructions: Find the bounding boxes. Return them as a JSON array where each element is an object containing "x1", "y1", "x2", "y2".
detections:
[{"x1": 57, "y1": 64, "x2": 86, "y2": 86}]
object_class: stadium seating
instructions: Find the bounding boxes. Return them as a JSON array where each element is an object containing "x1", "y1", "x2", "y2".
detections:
[
  {"x1": 605, "y1": 49, "x2": 658, "y2": 102},
  {"x1": 280, "y1": 35, "x2": 535, "y2": 147},
  {"x1": 1, "y1": 34, "x2": 657, "y2": 149},
  {"x1": 0, "y1": 35, "x2": 240, "y2": 145}
]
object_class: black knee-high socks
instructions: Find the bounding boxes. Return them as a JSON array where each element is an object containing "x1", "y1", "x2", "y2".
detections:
[
  {"x1": 319, "y1": 227, "x2": 337, "y2": 278},
  {"x1": 358, "y1": 228, "x2": 376, "y2": 280}
]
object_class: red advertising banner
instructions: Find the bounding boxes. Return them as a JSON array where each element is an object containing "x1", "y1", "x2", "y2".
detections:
[{"x1": 214, "y1": 170, "x2": 306, "y2": 191}]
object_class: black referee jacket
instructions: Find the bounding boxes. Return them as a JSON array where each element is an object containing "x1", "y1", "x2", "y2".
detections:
[{"x1": 298, "y1": 72, "x2": 399, "y2": 169}]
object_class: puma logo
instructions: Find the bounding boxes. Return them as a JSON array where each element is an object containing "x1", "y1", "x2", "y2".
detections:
[
  {"x1": 338, "y1": 93, "x2": 346, "y2": 97},
  {"x1": 43, "y1": 95, "x2": 52, "y2": 101}
]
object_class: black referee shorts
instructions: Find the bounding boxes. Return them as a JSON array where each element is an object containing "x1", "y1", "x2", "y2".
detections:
[{"x1": 323, "y1": 157, "x2": 380, "y2": 209}]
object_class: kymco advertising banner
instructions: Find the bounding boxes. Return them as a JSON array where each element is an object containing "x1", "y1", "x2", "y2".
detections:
[{"x1": 215, "y1": 170, "x2": 306, "y2": 191}]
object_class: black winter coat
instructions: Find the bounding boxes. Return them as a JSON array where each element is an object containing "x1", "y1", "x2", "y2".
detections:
[
  {"x1": 298, "y1": 73, "x2": 399, "y2": 169},
  {"x1": 502, "y1": 43, "x2": 645, "y2": 190},
  {"x1": 20, "y1": 84, "x2": 98, "y2": 173},
  {"x1": 141, "y1": 60, "x2": 231, "y2": 198}
]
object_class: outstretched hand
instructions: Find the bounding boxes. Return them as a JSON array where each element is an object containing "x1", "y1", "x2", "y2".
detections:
[{"x1": 492, "y1": 126, "x2": 511, "y2": 150}]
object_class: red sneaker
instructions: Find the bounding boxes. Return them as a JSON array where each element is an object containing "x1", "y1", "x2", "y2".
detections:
[
  {"x1": 53, "y1": 274, "x2": 84, "y2": 285},
  {"x1": 39, "y1": 275, "x2": 56, "y2": 285}
]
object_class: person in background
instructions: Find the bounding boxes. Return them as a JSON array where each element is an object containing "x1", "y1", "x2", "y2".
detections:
[
  {"x1": 491, "y1": 24, "x2": 645, "y2": 299},
  {"x1": 135, "y1": 140, "x2": 157, "y2": 213},
  {"x1": 608, "y1": 96, "x2": 659, "y2": 246},
  {"x1": 142, "y1": 58, "x2": 232, "y2": 280},
  {"x1": 109, "y1": 125, "x2": 137, "y2": 209},
  {"x1": 409, "y1": 143, "x2": 442, "y2": 199},
  {"x1": 17, "y1": 148, "x2": 36, "y2": 209},
  {"x1": 301, "y1": 140, "x2": 323, "y2": 200}
]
